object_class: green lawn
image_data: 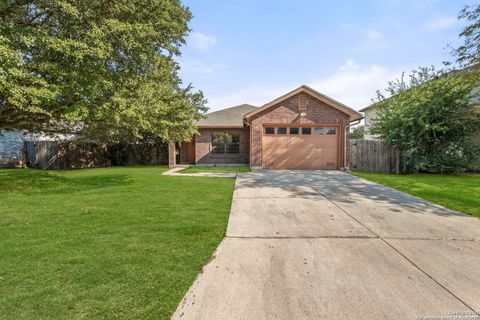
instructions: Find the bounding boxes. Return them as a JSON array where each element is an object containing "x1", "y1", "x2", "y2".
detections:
[
  {"x1": 0, "y1": 167, "x2": 235, "y2": 320},
  {"x1": 351, "y1": 172, "x2": 480, "y2": 218},
  {"x1": 180, "y1": 165, "x2": 250, "y2": 174}
]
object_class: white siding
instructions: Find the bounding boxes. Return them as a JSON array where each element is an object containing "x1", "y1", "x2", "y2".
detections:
[{"x1": 363, "y1": 108, "x2": 379, "y2": 140}]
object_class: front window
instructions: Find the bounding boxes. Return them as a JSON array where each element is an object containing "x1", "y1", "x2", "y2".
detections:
[
  {"x1": 290, "y1": 127, "x2": 299, "y2": 135},
  {"x1": 212, "y1": 132, "x2": 240, "y2": 154},
  {"x1": 277, "y1": 127, "x2": 287, "y2": 135}
]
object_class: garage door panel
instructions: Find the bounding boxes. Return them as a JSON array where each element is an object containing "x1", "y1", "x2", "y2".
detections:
[{"x1": 262, "y1": 126, "x2": 339, "y2": 170}]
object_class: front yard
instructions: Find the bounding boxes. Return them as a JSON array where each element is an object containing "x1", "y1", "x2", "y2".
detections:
[
  {"x1": 351, "y1": 172, "x2": 480, "y2": 218},
  {"x1": 0, "y1": 167, "x2": 234, "y2": 319}
]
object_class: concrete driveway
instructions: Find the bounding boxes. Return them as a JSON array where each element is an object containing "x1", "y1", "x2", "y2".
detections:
[{"x1": 172, "y1": 170, "x2": 480, "y2": 320}]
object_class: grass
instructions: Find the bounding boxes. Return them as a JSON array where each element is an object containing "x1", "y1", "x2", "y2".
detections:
[
  {"x1": 351, "y1": 171, "x2": 480, "y2": 218},
  {"x1": 0, "y1": 166, "x2": 235, "y2": 320},
  {"x1": 179, "y1": 165, "x2": 250, "y2": 174}
]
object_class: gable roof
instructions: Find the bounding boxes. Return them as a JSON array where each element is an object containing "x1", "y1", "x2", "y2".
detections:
[
  {"x1": 197, "y1": 104, "x2": 258, "y2": 127},
  {"x1": 244, "y1": 85, "x2": 363, "y2": 122},
  {"x1": 359, "y1": 102, "x2": 380, "y2": 113}
]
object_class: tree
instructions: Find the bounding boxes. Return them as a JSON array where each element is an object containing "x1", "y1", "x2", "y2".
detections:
[
  {"x1": 452, "y1": 4, "x2": 480, "y2": 72},
  {"x1": 0, "y1": 0, "x2": 207, "y2": 142},
  {"x1": 371, "y1": 67, "x2": 480, "y2": 173},
  {"x1": 349, "y1": 125, "x2": 364, "y2": 139}
]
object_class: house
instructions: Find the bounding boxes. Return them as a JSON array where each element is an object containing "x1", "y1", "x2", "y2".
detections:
[
  {"x1": 359, "y1": 105, "x2": 379, "y2": 140},
  {"x1": 0, "y1": 129, "x2": 77, "y2": 168},
  {"x1": 170, "y1": 85, "x2": 363, "y2": 170}
]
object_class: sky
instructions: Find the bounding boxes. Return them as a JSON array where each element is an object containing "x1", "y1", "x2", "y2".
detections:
[{"x1": 177, "y1": 0, "x2": 477, "y2": 112}]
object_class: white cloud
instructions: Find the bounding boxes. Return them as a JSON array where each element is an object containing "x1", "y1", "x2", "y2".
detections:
[
  {"x1": 207, "y1": 60, "x2": 406, "y2": 111},
  {"x1": 339, "y1": 59, "x2": 360, "y2": 71},
  {"x1": 424, "y1": 16, "x2": 457, "y2": 31},
  {"x1": 189, "y1": 32, "x2": 217, "y2": 50},
  {"x1": 308, "y1": 59, "x2": 404, "y2": 109},
  {"x1": 180, "y1": 60, "x2": 226, "y2": 74},
  {"x1": 367, "y1": 30, "x2": 384, "y2": 41},
  {"x1": 354, "y1": 29, "x2": 386, "y2": 52},
  {"x1": 207, "y1": 85, "x2": 292, "y2": 110}
]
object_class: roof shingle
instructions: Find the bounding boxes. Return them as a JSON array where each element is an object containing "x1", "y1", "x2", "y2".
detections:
[{"x1": 197, "y1": 104, "x2": 258, "y2": 127}]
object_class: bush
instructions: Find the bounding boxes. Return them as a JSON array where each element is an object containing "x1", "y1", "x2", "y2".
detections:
[
  {"x1": 350, "y1": 125, "x2": 365, "y2": 139},
  {"x1": 371, "y1": 67, "x2": 480, "y2": 173}
]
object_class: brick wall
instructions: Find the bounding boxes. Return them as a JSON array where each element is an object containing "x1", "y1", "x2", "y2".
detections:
[
  {"x1": 195, "y1": 128, "x2": 249, "y2": 164},
  {"x1": 249, "y1": 93, "x2": 350, "y2": 168}
]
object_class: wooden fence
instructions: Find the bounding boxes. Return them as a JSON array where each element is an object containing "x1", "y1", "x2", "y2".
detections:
[
  {"x1": 349, "y1": 139, "x2": 407, "y2": 174},
  {"x1": 25, "y1": 141, "x2": 168, "y2": 170}
]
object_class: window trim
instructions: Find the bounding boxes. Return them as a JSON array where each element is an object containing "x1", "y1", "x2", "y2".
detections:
[
  {"x1": 301, "y1": 127, "x2": 312, "y2": 135},
  {"x1": 265, "y1": 127, "x2": 275, "y2": 135},
  {"x1": 289, "y1": 127, "x2": 299, "y2": 135},
  {"x1": 326, "y1": 127, "x2": 337, "y2": 135},
  {"x1": 211, "y1": 132, "x2": 240, "y2": 155},
  {"x1": 262, "y1": 124, "x2": 340, "y2": 136}
]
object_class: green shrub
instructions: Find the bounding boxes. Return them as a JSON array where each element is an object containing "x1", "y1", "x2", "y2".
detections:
[{"x1": 371, "y1": 67, "x2": 480, "y2": 173}]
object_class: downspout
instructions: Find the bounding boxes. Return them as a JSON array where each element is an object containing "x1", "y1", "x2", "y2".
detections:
[
  {"x1": 344, "y1": 119, "x2": 361, "y2": 171},
  {"x1": 243, "y1": 116, "x2": 252, "y2": 168}
]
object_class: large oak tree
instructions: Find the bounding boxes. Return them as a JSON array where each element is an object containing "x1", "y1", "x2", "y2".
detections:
[{"x1": 0, "y1": 0, "x2": 207, "y2": 142}]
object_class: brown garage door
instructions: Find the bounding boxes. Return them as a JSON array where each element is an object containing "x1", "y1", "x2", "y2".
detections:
[{"x1": 262, "y1": 126, "x2": 339, "y2": 170}]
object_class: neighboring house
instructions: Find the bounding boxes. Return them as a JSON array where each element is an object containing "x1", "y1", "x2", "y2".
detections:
[
  {"x1": 171, "y1": 85, "x2": 363, "y2": 170},
  {"x1": 360, "y1": 106, "x2": 379, "y2": 140},
  {"x1": 0, "y1": 130, "x2": 29, "y2": 167},
  {"x1": 0, "y1": 129, "x2": 76, "y2": 167}
]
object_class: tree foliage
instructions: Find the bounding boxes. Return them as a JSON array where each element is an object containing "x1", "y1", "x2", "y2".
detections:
[
  {"x1": 371, "y1": 67, "x2": 480, "y2": 173},
  {"x1": 0, "y1": 0, "x2": 207, "y2": 142},
  {"x1": 349, "y1": 125, "x2": 364, "y2": 139},
  {"x1": 453, "y1": 4, "x2": 480, "y2": 71}
]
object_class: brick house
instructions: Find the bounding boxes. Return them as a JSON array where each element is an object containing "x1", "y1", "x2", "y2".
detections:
[{"x1": 170, "y1": 85, "x2": 363, "y2": 170}]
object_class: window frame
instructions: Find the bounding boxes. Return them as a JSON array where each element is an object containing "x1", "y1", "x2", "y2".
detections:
[
  {"x1": 289, "y1": 127, "x2": 299, "y2": 135},
  {"x1": 265, "y1": 127, "x2": 275, "y2": 135},
  {"x1": 301, "y1": 127, "x2": 312, "y2": 135},
  {"x1": 326, "y1": 127, "x2": 337, "y2": 135},
  {"x1": 211, "y1": 132, "x2": 240, "y2": 155}
]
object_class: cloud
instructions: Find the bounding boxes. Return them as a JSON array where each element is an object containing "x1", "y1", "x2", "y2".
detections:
[
  {"x1": 207, "y1": 60, "x2": 405, "y2": 111},
  {"x1": 339, "y1": 59, "x2": 360, "y2": 71},
  {"x1": 207, "y1": 85, "x2": 292, "y2": 110},
  {"x1": 367, "y1": 30, "x2": 384, "y2": 41},
  {"x1": 189, "y1": 32, "x2": 217, "y2": 51},
  {"x1": 424, "y1": 16, "x2": 457, "y2": 31},
  {"x1": 180, "y1": 60, "x2": 226, "y2": 74},
  {"x1": 354, "y1": 29, "x2": 386, "y2": 52},
  {"x1": 308, "y1": 59, "x2": 404, "y2": 109}
]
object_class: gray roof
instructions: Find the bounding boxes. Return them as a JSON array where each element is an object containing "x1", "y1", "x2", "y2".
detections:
[{"x1": 197, "y1": 104, "x2": 258, "y2": 127}]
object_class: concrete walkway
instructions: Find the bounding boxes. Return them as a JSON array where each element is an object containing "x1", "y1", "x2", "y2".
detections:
[
  {"x1": 172, "y1": 170, "x2": 480, "y2": 320},
  {"x1": 162, "y1": 166, "x2": 237, "y2": 178}
]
